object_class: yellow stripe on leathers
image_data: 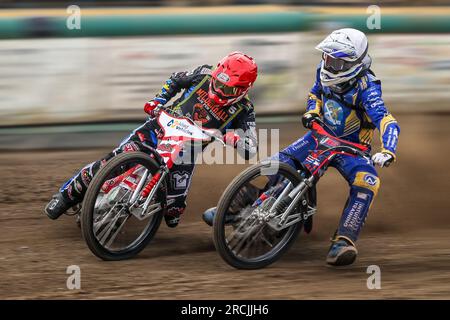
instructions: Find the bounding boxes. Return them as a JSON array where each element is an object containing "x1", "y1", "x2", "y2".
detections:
[
  {"x1": 343, "y1": 110, "x2": 361, "y2": 136},
  {"x1": 352, "y1": 172, "x2": 380, "y2": 196},
  {"x1": 358, "y1": 114, "x2": 374, "y2": 145},
  {"x1": 305, "y1": 93, "x2": 322, "y2": 115},
  {"x1": 359, "y1": 127, "x2": 374, "y2": 145}
]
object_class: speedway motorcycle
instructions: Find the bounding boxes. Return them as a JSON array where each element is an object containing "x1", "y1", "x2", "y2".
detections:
[
  {"x1": 80, "y1": 109, "x2": 224, "y2": 261},
  {"x1": 212, "y1": 118, "x2": 373, "y2": 269}
]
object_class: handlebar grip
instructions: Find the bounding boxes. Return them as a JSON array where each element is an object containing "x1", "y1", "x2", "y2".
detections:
[{"x1": 383, "y1": 158, "x2": 393, "y2": 168}]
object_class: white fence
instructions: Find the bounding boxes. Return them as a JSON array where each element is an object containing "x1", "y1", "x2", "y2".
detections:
[{"x1": 0, "y1": 33, "x2": 449, "y2": 126}]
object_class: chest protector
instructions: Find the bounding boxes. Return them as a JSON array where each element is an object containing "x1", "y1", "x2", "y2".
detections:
[
  {"x1": 322, "y1": 79, "x2": 375, "y2": 138},
  {"x1": 170, "y1": 75, "x2": 244, "y2": 131}
]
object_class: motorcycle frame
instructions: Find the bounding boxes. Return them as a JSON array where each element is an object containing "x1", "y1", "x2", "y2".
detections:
[
  {"x1": 272, "y1": 121, "x2": 370, "y2": 230},
  {"x1": 127, "y1": 110, "x2": 223, "y2": 215}
]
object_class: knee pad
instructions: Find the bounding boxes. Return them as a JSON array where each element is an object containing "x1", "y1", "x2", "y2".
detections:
[{"x1": 352, "y1": 171, "x2": 380, "y2": 196}]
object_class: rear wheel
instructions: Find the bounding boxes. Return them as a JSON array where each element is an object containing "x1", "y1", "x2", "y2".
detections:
[
  {"x1": 81, "y1": 152, "x2": 166, "y2": 261},
  {"x1": 213, "y1": 161, "x2": 309, "y2": 269}
]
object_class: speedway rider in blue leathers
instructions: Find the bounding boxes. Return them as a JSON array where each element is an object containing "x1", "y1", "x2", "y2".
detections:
[{"x1": 204, "y1": 28, "x2": 400, "y2": 266}]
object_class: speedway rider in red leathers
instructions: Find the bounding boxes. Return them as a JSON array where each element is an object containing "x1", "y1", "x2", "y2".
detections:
[{"x1": 45, "y1": 52, "x2": 258, "y2": 228}]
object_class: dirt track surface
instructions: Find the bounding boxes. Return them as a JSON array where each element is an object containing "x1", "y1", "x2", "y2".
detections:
[{"x1": 0, "y1": 114, "x2": 449, "y2": 299}]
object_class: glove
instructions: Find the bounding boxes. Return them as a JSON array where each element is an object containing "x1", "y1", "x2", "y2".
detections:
[
  {"x1": 372, "y1": 152, "x2": 394, "y2": 168},
  {"x1": 223, "y1": 131, "x2": 240, "y2": 147},
  {"x1": 302, "y1": 113, "x2": 320, "y2": 129},
  {"x1": 144, "y1": 100, "x2": 162, "y2": 118}
]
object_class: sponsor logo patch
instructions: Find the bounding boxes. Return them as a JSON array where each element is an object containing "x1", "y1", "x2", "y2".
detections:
[
  {"x1": 217, "y1": 72, "x2": 230, "y2": 83},
  {"x1": 166, "y1": 206, "x2": 185, "y2": 217},
  {"x1": 193, "y1": 103, "x2": 211, "y2": 124},
  {"x1": 49, "y1": 199, "x2": 59, "y2": 210},
  {"x1": 343, "y1": 200, "x2": 365, "y2": 231},
  {"x1": 122, "y1": 142, "x2": 139, "y2": 152},
  {"x1": 81, "y1": 168, "x2": 91, "y2": 186},
  {"x1": 200, "y1": 67, "x2": 212, "y2": 75},
  {"x1": 157, "y1": 143, "x2": 173, "y2": 153},
  {"x1": 324, "y1": 100, "x2": 343, "y2": 127},
  {"x1": 364, "y1": 174, "x2": 378, "y2": 186},
  {"x1": 172, "y1": 171, "x2": 190, "y2": 190},
  {"x1": 320, "y1": 137, "x2": 340, "y2": 148},
  {"x1": 196, "y1": 88, "x2": 233, "y2": 122},
  {"x1": 167, "y1": 119, "x2": 194, "y2": 136}
]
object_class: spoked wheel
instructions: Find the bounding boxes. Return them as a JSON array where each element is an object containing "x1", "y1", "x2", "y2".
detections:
[
  {"x1": 81, "y1": 152, "x2": 166, "y2": 261},
  {"x1": 213, "y1": 161, "x2": 308, "y2": 269}
]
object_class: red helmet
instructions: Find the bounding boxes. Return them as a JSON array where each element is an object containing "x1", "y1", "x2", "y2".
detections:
[{"x1": 208, "y1": 52, "x2": 258, "y2": 107}]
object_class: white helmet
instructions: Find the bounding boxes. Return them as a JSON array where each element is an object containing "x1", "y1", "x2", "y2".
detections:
[{"x1": 316, "y1": 28, "x2": 371, "y2": 90}]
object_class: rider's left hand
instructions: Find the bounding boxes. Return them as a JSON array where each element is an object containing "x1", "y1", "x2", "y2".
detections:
[
  {"x1": 223, "y1": 131, "x2": 240, "y2": 147},
  {"x1": 302, "y1": 113, "x2": 320, "y2": 129},
  {"x1": 372, "y1": 152, "x2": 394, "y2": 167}
]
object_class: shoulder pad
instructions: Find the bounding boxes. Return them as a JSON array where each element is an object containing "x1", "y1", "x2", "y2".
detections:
[
  {"x1": 357, "y1": 70, "x2": 379, "y2": 92},
  {"x1": 187, "y1": 64, "x2": 212, "y2": 76},
  {"x1": 367, "y1": 72, "x2": 379, "y2": 83}
]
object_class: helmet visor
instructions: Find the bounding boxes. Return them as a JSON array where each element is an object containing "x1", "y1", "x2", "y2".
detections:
[
  {"x1": 323, "y1": 53, "x2": 358, "y2": 74},
  {"x1": 212, "y1": 79, "x2": 244, "y2": 97}
]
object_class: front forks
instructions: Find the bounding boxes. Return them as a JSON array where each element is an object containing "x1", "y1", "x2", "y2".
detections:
[
  {"x1": 268, "y1": 175, "x2": 316, "y2": 231},
  {"x1": 127, "y1": 166, "x2": 168, "y2": 220},
  {"x1": 140, "y1": 167, "x2": 167, "y2": 214}
]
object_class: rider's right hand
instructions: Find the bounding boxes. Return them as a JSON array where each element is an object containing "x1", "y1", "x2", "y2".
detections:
[
  {"x1": 144, "y1": 100, "x2": 162, "y2": 118},
  {"x1": 223, "y1": 131, "x2": 240, "y2": 147},
  {"x1": 302, "y1": 113, "x2": 320, "y2": 129},
  {"x1": 372, "y1": 152, "x2": 394, "y2": 168}
]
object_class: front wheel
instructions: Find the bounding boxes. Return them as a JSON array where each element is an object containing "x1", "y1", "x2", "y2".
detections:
[
  {"x1": 213, "y1": 161, "x2": 309, "y2": 269},
  {"x1": 81, "y1": 152, "x2": 166, "y2": 261}
]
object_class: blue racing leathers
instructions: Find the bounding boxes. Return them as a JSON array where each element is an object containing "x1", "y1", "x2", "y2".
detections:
[{"x1": 273, "y1": 65, "x2": 400, "y2": 244}]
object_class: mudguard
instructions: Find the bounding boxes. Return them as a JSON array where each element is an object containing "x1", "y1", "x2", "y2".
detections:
[{"x1": 136, "y1": 142, "x2": 167, "y2": 168}]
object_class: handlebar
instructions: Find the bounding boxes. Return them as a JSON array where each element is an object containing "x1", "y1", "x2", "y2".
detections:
[
  {"x1": 311, "y1": 119, "x2": 396, "y2": 168},
  {"x1": 310, "y1": 119, "x2": 370, "y2": 159},
  {"x1": 337, "y1": 145, "x2": 369, "y2": 159},
  {"x1": 201, "y1": 129, "x2": 226, "y2": 146}
]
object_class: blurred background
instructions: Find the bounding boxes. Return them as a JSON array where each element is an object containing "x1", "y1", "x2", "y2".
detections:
[
  {"x1": 0, "y1": 1, "x2": 449, "y2": 136},
  {"x1": 0, "y1": 1, "x2": 450, "y2": 299}
]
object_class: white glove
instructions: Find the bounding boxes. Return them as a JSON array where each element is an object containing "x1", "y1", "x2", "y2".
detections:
[{"x1": 372, "y1": 152, "x2": 394, "y2": 168}]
